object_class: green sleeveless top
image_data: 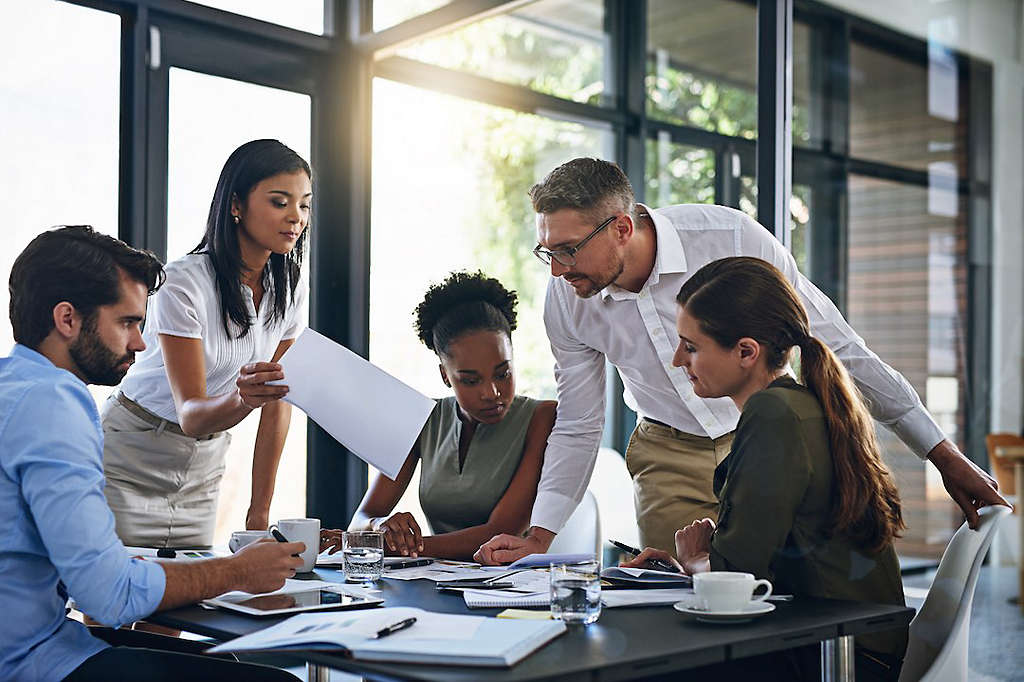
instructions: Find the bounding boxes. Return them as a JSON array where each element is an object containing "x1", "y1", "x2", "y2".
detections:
[{"x1": 417, "y1": 395, "x2": 539, "y2": 535}]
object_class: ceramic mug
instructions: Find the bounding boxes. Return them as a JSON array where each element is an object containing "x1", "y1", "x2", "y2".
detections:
[
  {"x1": 228, "y1": 530, "x2": 267, "y2": 553},
  {"x1": 271, "y1": 518, "x2": 321, "y2": 572},
  {"x1": 693, "y1": 571, "x2": 772, "y2": 612}
]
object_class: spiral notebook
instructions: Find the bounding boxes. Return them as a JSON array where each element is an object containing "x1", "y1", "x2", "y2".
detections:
[{"x1": 463, "y1": 591, "x2": 550, "y2": 608}]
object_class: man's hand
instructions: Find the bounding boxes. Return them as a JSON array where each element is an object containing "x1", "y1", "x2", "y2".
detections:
[
  {"x1": 674, "y1": 518, "x2": 715, "y2": 575},
  {"x1": 928, "y1": 439, "x2": 1010, "y2": 529},
  {"x1": 474, "y1": 527, "x2": 555, "y2": 566},
  {"x1": 230, "y1": 538, "x2": 305, "y2": 594}
]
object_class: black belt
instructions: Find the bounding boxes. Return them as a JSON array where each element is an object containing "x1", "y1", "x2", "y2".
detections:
[{"x1": 643, "y1": 417, "x2": 673, "y2": 429}]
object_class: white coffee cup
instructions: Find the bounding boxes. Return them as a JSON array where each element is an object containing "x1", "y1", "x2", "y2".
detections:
[
  {"x1": 271, "y1": 518, "x2": 321, "y2": 573},
  {"x1": 692, "y1": 571, "x2": 772, "y2": 612},
  {"x1": 228, "y1": 530, "x2": 268, "y2": 553}
]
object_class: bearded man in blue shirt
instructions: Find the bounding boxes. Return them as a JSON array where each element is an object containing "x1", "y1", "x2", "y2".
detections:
[{"x1": 0, "y1": 226, "x2": 305, "y2": 682}]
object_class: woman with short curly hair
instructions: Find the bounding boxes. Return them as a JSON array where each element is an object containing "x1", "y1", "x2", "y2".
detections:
[{"x1": 322, "y1": 271, "x2": 556, "y2": 561}]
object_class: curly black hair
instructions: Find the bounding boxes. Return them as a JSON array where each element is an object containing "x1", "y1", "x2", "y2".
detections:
[{"x1": 414, "y1": 271, "x2": 518, "y2": 355}]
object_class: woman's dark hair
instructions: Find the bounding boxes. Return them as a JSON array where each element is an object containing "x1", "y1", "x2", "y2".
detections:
[
  {"x1": 193, "y1": 139, "x2": 311, "y2": 338},
  {"x1": 676, "y1": 256, "x2": 904, "y2": 553},
  {"x1": 10, "y1": 225, "x2": 165, "y2": 349},
  {"x1": 414, "y1": 271, "x2": 518, "y2": 356}
]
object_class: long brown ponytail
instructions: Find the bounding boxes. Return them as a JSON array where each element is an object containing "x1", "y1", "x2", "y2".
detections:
[{"x1": 677, "y1": 257, "x2": 904, "y2": 552}]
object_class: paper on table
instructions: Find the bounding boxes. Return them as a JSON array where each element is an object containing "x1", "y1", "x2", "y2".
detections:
[
  {"x1": 384, "y1": 563, "x2": 487, "y2": 582},
  {"x1": 464, "y1": 587, "x2": 696, "y2": 609},
  {"x1": 208, "y1": 578, "x2": 362, "y2": 602},
  {"x1": 507, "y1": 553, "x2": 594, "y2": 568},
  {"x1": 207, "y1": 607, "x2": 485, "y2": 655},
  {"x1": 275, "y1": 328, "x2": 435, "y2": 480}
]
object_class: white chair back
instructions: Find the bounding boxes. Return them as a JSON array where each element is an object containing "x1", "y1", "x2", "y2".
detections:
[
  {"x1": 547, "y1": 490, "x2": 601, "y2": 557},
  {"x1": 898, "y1": 504, "x2": 1010, "y2": 682}
]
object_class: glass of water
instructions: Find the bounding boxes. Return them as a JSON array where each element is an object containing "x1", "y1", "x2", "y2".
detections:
[
  {"x1": 549, "y1": 560, "x2": 601, "y2": 624},
  {"x1": 342, "y1": 531, "x2": 384, "y2": 582}
]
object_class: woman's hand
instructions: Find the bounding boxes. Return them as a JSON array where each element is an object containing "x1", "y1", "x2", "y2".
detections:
[
  {"x1": 245, "y1": 507, "x2": 269, "y2": 533},
  {"x1": 372, "y1": 512, "x2": 424, "y2": 558},
  {"x1": 236, "y1": 362, "x2": 289, "y2": 410},
  {"x1": 674, "y1": 518, "x2": 716, "y2": 575},
  {"x1": 321, "y1": 529, "x2": 343, "y2": 555},
  {"x1": 619, "y1": 547, "x2": 683, "y2": 572}
]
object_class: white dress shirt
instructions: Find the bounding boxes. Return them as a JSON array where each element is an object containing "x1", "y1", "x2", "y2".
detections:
[
  {"x1": 119, "y1": 253, "x2": 307, "y2": 422},
  {"x1": 532, "y1": 203, "x2": 946, "y2": 533}
]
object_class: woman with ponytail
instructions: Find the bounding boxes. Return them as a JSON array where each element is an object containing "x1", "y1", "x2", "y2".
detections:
[
  {"x1": 624, "y1": 256, "x2": 906, "y2": 681},
  {"x1": 322, "y1": 271, "x2": 556, "y2": 561}
]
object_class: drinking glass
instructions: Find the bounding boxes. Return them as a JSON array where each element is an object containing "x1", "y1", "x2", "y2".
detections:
[
  {"x1": 342, "y1": 531, "x2": 384, "y2": 582},
  {"x1": 549, "y1": 560, "x2": 601, "y2": 624}
]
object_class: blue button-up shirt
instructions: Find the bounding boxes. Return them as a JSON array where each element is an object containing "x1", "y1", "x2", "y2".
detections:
[{"x1": 0, "y1": 345, "x2": 166, "y2": 681}]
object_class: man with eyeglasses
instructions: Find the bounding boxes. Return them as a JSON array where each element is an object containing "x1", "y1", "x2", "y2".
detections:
[{"x1": 474, "y1": 157, "x2": 1007, "y2": 564}]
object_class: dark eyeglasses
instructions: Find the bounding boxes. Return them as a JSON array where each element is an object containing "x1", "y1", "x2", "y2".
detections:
[{"x1": 532, "y1": 215, "x2": 617, "y2": 267}]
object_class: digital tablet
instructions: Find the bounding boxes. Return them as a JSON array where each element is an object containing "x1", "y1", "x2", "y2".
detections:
[{"x1": 204, "y1": 586, "x2": 384, "y2": 617}]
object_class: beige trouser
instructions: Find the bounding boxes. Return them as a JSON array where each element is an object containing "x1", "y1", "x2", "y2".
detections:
[
  {"x1": 625, "y1": 419, "x2": 734, "y2": 554},
  {"x1": 100, "y1": 396, "x2": 231, "y2": 547}
]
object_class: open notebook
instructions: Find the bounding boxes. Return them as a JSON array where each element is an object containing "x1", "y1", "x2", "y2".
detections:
[{"x1": 207, "y1": 606, "x2": 566, "y2": 667}]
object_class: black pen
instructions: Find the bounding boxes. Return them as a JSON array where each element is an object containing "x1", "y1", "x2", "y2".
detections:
[
  {"x1": 385, "y1": 558, "x2": 433, "y2": 570},
  {"x1": 609, "y1": 539, "x2": 680, "y2": 573},
  {"x1": 270, "y1": 528, "x2": 301, "y2": 558},
  {"x1": 372, "y1": 617, "x2": 416, "y2": 639}
]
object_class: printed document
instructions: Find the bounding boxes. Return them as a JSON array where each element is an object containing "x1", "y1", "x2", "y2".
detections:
[{"x1": 275, "y1": 328, "x2": 435, "y2": 479}]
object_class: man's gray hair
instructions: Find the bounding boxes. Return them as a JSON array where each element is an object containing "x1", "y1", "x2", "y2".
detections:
[{"x1": 529, "y1": 158, "x2": 636, "y2": 222}]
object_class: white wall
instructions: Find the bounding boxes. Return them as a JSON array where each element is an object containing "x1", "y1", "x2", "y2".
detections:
[{"x1": 824, "y1": 0, "x2": 1024, "y2": 434}]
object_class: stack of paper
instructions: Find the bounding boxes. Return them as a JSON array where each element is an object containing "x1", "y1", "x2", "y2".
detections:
[
  {"x1": 507, "y1": 553, "x2": 595, "y2": 568},
  {"x1": 463, "y1": 585, "x2": 695, "y2": 609},
  {"x1": 600, "y1": 566, "x2": 692, "y2": 588}
]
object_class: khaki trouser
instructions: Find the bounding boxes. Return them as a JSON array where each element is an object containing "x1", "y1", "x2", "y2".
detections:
[
  {"x1": 100, "y1": 395, "x2": 230, "y2": 547},
  {"x1": 625, "y1": 419, "x2": 734, "y2": 554}
]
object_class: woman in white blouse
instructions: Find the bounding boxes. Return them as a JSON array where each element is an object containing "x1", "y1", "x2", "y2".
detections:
[{"x1": 101, "y1": 139, "x2": 311, "y2": 547}]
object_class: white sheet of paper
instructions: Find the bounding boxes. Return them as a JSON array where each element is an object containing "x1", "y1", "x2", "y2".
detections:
[{"x1": 275, "y1": 328, "x2": 435, "y2": 479}]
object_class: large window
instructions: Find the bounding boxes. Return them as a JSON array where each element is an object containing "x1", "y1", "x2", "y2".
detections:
[
  {"x1": 394, "y1": 0, "x2": 607, "y2": 104},
  {"x1": 369, "y1": 77, "x2": 611, "y2": 521},
  {"x1": 0, "y1": 1, "x2": 120, "y2": 408},
  {"x1": 186, "y1": 1, "x2": 325, "y2": 34},
  {"x1": 644, "y1": 139, "x2": 715, "y2": 207},
  {"x1": 369, "y1": 79, "x2": 612, "y2": 400},
  {"x1": 165, "y1": 69, "x2": 312, "y2": 544},
  {"x1": 646, "y1": 0, "x2": 757, "y2": 138}
]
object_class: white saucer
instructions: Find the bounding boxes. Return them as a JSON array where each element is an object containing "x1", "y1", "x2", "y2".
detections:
[{"x1": 673, "y1": 600, "x2": 775, "y2": 624}]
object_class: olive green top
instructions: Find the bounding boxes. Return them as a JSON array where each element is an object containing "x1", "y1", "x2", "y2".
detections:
[
  {"x1": 417, "y1": 395, "x2": 539, "y2": 535},
  {"x1": 710, "y1": 376, "x2": 907, "y2": 658}
]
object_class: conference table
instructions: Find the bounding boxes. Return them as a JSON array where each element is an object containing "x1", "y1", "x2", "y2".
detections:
[{"x1": 150, "y1": 566, "x2": 912, "y2": 682}]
